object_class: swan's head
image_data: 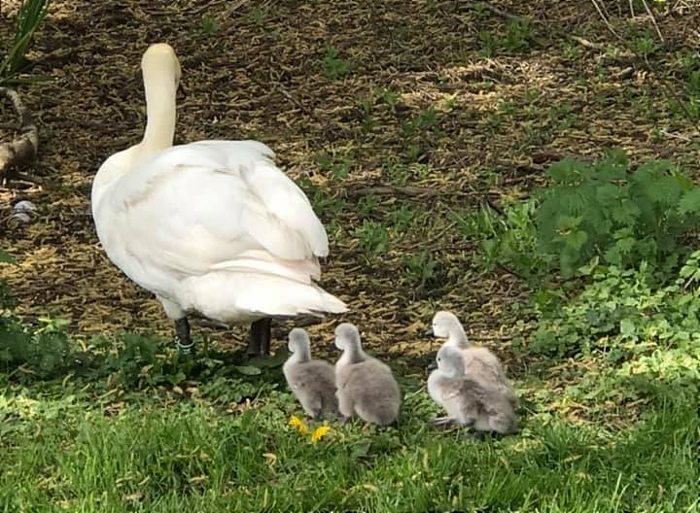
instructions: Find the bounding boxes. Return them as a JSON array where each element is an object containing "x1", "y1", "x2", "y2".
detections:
[
  {"x1": 141, "y1": 43, "x2": 182, "y2": 92},
  {"x1": 427, "y1": 311, "x2": 464, "y2": 341},
  {"x1": 288, "y1": 327, "x2": 311, "y2": 356},
  {"x1": 435, "y1": 344, "x2": 465, "y2": 377},
  {"x1": 334, "y1": 322, "x2": 361, "y2": 351}
]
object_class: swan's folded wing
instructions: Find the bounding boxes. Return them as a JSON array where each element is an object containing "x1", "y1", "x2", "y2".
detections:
[
  {"x1": 100, "y1": 141, "x2": 328, "y2": 279},
  {"x1": 439, "y1": 380, "x2": 466, "y2": 402}
]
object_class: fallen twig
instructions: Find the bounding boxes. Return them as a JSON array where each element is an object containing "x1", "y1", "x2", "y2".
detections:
[
  {"x1": 569, "y1": 35, "x2": 606, "y2": 49},
  {"x1": 640, "y1": 0, "x2": 664, "y2": 42},
  {"x1": 342, "y1": 185, "x2": 477, "y2": 198},
  {"x1": 478, "y1": 2, "x2": 528, "y2": 23},
  {"x1": 588, "y1": 0, "x2": 625, "y2": 42},
  {"x1": 588, "y1": 0, "x2": 697, "y2": 131}
]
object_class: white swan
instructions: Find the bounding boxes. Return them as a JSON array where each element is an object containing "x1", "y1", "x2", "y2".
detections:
[{"x1": 91, "y1": 43, "x2": 347, "y2": 358}]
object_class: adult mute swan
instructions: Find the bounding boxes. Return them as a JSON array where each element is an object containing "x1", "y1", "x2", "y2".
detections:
[{"x1": 91, "y1": 43, "x2": 347, "y2": 359}]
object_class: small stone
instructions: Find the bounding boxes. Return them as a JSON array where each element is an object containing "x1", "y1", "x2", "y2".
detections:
[
  {"x1": 12, "y1": 200, "x2": 37, "y2": 214},
  {"x1": 9, "y1": 212, "x2": 31, "y2": 224}
]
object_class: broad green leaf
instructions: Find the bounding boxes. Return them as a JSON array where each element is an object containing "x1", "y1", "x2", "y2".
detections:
[
  {"x1": 246, "y1": 349, "x2": 289, "y2": 369},
  {"x1": 233, "y1": 365, "x2": 262, "y2": 376},
  {"x1": 620, "y1": 318, "x2": 636, "y2": 337},
  {"x1": 678, "y1": 188, "x2": 700, "y2": 215},
  {"x1": 565, "y1": 230, "x2": 588, "y2": 250}
]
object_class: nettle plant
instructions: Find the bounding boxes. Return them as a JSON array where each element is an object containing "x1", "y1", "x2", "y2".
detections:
[{"x1": 535, "y1": 149, "x2": 700, "y2": 277}]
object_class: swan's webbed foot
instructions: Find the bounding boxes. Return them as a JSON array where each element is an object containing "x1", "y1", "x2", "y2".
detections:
[
  {"x1": 244, "y1": 317, "x2": 272, "y2": 361},
  {"x1": 175, "y1": 317, "x2": 195, "y2": 355},
  {"x1": 429, "y1": 416, "x2": 457, "y2": 429}
]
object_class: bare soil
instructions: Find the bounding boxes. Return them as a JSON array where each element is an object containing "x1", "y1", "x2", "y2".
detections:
[{"x1": 0, "y1": 0, "x2": 698, "y2": 374}]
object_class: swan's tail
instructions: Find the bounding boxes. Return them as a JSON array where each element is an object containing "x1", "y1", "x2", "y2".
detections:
[{"x1": 184, "y1": 271, "x2": 348, "y2": 321}]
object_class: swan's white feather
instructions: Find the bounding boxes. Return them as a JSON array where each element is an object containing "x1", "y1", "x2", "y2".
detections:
[{"x1": 92, "y1": 139, "x2": 346, "y2": 323}]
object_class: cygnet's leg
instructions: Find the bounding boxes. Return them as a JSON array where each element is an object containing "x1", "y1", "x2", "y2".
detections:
[
  {"x1": 245, "y1": 318, "x2": 272, "y2": 360},
  {"x1": 337, "y1": 393, "x2": 354, "y2": 424},
  {"x1": 469, "y1": 430, "x2": 504, "y2": 441},
  {"x1": 175, "y1": 317, "x2": 195, "y2": 355},
  {"x1": 488, "y1": 410, "x2": 517, "y2": 436},
  {"x1": 300, "y1": 396, "x2": 323, "y2": 419}
]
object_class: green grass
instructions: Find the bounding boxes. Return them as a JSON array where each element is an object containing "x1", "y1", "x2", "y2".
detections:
[
  {"x1": 0, "y1": 0, "x2": 51, "y2": 85},
  {"x1": 0, "y1": 376, "x2": 697, "y2": 513}
]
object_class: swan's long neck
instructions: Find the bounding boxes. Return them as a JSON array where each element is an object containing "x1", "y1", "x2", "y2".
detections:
[
  {"x1": 441, "y1": 358, "x2": 465, "y2": 377},
  {"x1": 289, "y1": 345, "x2": 311, "y2": 364},
  {"x1": 138, "y1": 76, "x2": 177, "y2": 160},
  {"x1": 338, "y1": 342, "x2": 365, "y2": 366},
  {"x1": 447, "y1": 324, "x2": 470, "y2": 348}
]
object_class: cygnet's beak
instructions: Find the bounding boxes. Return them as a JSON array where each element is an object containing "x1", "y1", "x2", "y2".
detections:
[
  {"x1": 426, "y1": 360, "x2": 437, "y2": 371},
  {"x1": 424, "y1": 327, "x2": 434, "y2": 337}
]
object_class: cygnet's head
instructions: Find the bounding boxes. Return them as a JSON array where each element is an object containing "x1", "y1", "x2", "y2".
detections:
[
  {"x1": 288, "y1": 327, "x2": 311, "y2": 355},
  {"x1": 435, "y1": 344, "x2": 465, "y2": 377},
  {"x1": 334, "y1": 322, "x2": 361, "y2": 351},
  {"x1": 428, "y1": 311, "x2": 463, "y2": 339},
  {"x1": 141, "y1": 43, "x2": 182, "y2": 91}
]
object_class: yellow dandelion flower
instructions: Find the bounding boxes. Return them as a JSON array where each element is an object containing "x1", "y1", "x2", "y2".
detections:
[
  {"x1": 310, "y1": 425, "x2": 332, "y2": 443},
  {"x1": 288, "y1": 415, "x2": 309, "y2": 435}
]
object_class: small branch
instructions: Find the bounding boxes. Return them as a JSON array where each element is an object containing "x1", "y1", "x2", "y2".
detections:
[
  {"x1": 190, "y1": 0, "x2": 229, "y2": 16},
  {"x1": 342, "y1": 185, "x2": 476, "y2": 198},
  {"x1": 588, "y1": 0, "x2": 625, "y2": 42},
  {"x1": 611, "y1": 66, "x2": 635, "y2": 80},
  {"x1": 0, "y1": 87, "x2": 39, "y2": 185},
  {"x1": 569, "y1": 35, "x2": 606, "y2": 49},
  {"x1": 423, "y1": 221, "x2": 458, "y2": 247},
  {"x1": 478, "y1": 2, "x2": 528, "y2": 23},
  {"x1": 640, "y1": 0, "x2": 664, "y2": 42},
  {"x1": 659, "y1": 128, "x2": 692, "y2": 142},
  {"x1": 247, "y1": 73, "x2": 321, "y2": 123},
  {"x1": 145, "y1": 0, "x2": 247, "y2": 17},
  {"x1": 496, "y1": 262, "x2": 527, "y2": 281},
  {"x1": 10, "y1": 171, "x2": 43, "y2": 185},
  {"x1": 352, "y1": 185, "x2": 440, "y2": 197},
  {"x1": 484, "y1": 198, "x2": 504, "y2": 216}
]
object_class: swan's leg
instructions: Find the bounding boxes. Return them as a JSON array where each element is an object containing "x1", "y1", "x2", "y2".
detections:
[
  {"x1": 245, "y1": 318, "x2": 272, "y2": 359},
  {"x1": 259, "y1": 317, "x2": 271, "y2": 356},
  {"x1": 175, "y1": 317, "x2": 194, "y2": 355}
]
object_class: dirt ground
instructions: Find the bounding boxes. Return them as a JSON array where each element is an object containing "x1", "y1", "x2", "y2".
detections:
[{"x1": 0, "y1": 0, "x2": 698, "y2": 371}]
